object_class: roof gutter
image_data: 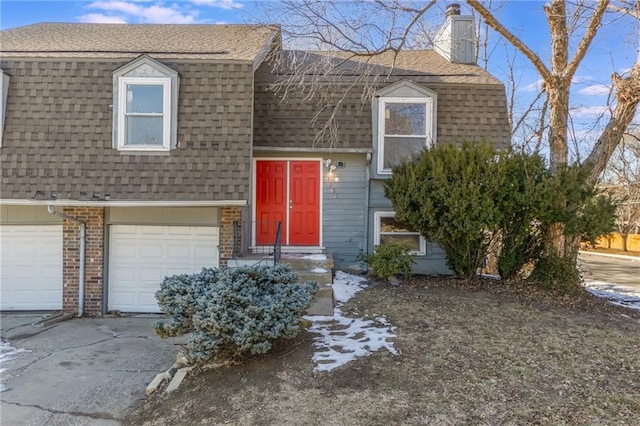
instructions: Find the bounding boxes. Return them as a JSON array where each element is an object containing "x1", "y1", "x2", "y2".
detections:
[{"x1": 47, "y1": 206, "x2": 85, "y2": 317}]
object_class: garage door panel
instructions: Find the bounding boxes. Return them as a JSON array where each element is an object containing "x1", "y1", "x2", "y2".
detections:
[
  {"x1": 1, "y1": 225, "x2": 63, "y2": 311},
  {"x1": 113, "y1": 266, "x2": 136, "y2": 281},
  {"x1": 109, "y1": 225, "x2": 219, "y2": 313},
  {"x1": 140, "y1": 243, "x2": 163, "y2": 258},
  {"x1": 167, "y1": 244, "x2": 191, "y2": 258}
]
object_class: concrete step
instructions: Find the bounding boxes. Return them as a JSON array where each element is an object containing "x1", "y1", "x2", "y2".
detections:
[
  {"x1": 281, "y1": 253, "x2": 334, "y2": 316},
  {"x1": 227, "y1": 252, "x2": 335, "y2": 316}
]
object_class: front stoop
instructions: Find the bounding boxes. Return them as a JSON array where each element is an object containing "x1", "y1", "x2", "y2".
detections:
[{"x1": 280, "y1": 253, "x2": 334, "y2": 316}]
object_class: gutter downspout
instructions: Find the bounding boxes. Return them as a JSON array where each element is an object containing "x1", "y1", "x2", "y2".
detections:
[
  {"x1": 362, "y1": 152, "x2": 372, "y2": 274},
  {"x1": 48, "y1": 206, "x2": 86, "y2": 317}
]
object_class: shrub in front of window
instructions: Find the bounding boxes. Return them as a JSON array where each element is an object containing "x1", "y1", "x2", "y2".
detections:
[
  {"x1": 384, "y1": 142, "x2": 616, "y2": 286},
  {"x1": 385, "y1": 142, "x2": 505, "y2": 278},
  {"x1": 362, "y1": 242, "x2": 415, "y2": 281},
  {"x1": 153, "y1": 265, "x2": 317, "y2": 364}
]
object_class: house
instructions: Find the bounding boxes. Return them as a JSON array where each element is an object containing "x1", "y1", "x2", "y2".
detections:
[{"x1": 0, "y1": 8, "x2": 510, "y2": 315}]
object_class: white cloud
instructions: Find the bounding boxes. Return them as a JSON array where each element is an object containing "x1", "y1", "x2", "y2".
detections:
[
  {"x1": 521, "y1": 78, "x2": 543, "y2": 92},
  {"x1": 78, "y1": 13, "x2": 128, "y2": 24},
  {"x1": 190, "y1": 0, "x2": 244, "y2": 9},
  {"x1": 84, "y1": 1, "x2": 200, "y2": 24},
  {"x1": 571, "y1": 75, "x2": 593, "y2": 85},
  {"x1": 578, "y1": 84, "x2": 611, "y2": 96},
  {"x1": 570, "y1": 106, "x2": 610, "y2": 119}
]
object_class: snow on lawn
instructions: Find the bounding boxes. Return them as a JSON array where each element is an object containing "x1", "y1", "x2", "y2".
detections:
[
  {"x1": 0, "y1": 340, "x2": 31, "y2": 392},
  {"x1": 304, "y1": 271, "x2": 398, "y2": 372},
  {"x1": 310, "y1": 267, "x2": 328, "y2": 273},
  {"x1": 584, "y1": 280, "x2": 640, "y2": 311}
]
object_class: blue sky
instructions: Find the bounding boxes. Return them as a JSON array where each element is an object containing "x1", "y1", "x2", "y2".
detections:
[{"x1": 1, "y1": 1, "x2": 638, "y2": 155}]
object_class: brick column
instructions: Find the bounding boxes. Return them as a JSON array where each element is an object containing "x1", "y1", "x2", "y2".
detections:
[
  {"x1": 219, "y1": 206, "x2": 242, "y2": 267},
  {"x1": 62, "y1": 207, "x2": 104, "y2": 316}
]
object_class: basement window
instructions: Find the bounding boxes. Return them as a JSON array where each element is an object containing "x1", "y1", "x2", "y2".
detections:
[{"x1": 374, "y1": 211, "x2": 426, "y2": 255}]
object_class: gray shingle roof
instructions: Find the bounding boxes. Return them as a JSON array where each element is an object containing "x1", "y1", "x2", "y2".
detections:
[
  {"x1": 0, "y1": 23, "x2": 279, "y2": 61},
  {"x1": 257, "y1": 49, "x2": 502, "y2": 85}
]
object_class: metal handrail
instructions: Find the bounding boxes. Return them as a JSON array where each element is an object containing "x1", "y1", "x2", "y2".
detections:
[{"x1": 232, "y1": 220, "x2": 282, "y2": 266}]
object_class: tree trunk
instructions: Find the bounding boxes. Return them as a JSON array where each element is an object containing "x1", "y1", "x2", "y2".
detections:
[{"x1": 622, "y1": 233, "x2": 629, "y2": 252}]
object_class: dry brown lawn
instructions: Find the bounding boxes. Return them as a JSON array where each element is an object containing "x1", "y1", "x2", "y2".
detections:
[{"x1": 124, "y1": 277, "x2": 640, "y2": 426}]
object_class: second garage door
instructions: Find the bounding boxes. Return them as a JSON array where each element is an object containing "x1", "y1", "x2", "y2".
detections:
[{"x1": 108, "y1": 225, "x2": 219, "y2": 313}]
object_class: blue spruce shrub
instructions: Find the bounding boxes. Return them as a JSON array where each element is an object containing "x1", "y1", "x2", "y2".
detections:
[{"x1": 152, "y1": 264, "x2": 317, "y2": 364}]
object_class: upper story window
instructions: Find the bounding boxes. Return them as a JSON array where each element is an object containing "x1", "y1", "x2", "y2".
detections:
[
  {"x1": 113, "y1": 55, "x2": 179, "y2": 152},
  {"x1": 119, "y1": 78, "x2": 170, "y2": 149},
  {"x1": 374, "y1": 80, "x2": 437, "y2": 175}
]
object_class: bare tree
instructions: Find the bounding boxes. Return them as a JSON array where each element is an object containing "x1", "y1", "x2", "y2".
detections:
[
  {"x1": 468, "y1": 0, "x2": 640, "y2": 259},
  {"x1": 260, "y1": 0, "x2": 640, "y2": 261}
]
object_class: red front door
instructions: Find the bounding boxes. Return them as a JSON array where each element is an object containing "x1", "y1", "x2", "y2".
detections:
[{"x1": 255, "y1": 160, "x2": 320, "y2": 246}]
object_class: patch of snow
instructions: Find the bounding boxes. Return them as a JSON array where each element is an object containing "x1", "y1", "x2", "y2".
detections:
[
  {"x1": 0, "y1": 340, "x2": 31, "y2": 392},
  {"x1": 584, "y1": 280, "x2": 640, "y2": 311},
  {"x1": 332, "y1": 270, "x2": 367, "y2": 304},
  {"x1": 302, "y1": 254, "x2": 327, "y2": 261},
  {"x1": 304, "y1": 271, "x2": 397, "y2": 372},
  {"x1": 310, "y1": 267, "x2": 328, "y2": 273}
]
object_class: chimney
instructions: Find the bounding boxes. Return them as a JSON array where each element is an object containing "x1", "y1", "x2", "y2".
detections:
[
  {"x1": 446, "y1": 3, "x2": 461, "y2": 17},
  {"x1": 434, "y1": 3, "x2": 476, "y2": 64}
]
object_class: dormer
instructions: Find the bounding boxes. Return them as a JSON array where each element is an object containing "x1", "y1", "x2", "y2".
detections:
[{"x1": 112, "y1": 55, "x2": 180, "y2": 152}]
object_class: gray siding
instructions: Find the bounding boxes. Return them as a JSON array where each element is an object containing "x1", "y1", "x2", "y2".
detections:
[{"x1": 321, "y1": 154, "x2": 367, "y2": 270}]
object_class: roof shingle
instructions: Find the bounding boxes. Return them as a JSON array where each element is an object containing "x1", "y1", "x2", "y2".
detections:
[{"x1": 0, "y1": 23, "x2": 279, "y2": 61}]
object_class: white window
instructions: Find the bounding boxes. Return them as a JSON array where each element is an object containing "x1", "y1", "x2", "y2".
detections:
[
  {"x1": 0, "y1": 70, "x2": 9, "y2": 148},
  {"x1": 377, "y1": 97, "x2": 434, "y2": 174},
  {"x1": 112, "y1": 55, "x2": 179, "y2": 152},
  {"x1": 374, "y1": 211, "x2": 426, "y2": 255},
  {"x1": 117, "y1": 77, "x2": 171, "y2": 150}
]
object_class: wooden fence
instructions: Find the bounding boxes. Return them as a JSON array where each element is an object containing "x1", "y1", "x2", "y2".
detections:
[{"x1": 595, "y1": 233, "x2": 640, "y2": 252}]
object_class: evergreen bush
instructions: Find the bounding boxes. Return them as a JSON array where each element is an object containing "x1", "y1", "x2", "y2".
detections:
[
  {"x1": 362, "y1": 242, "x2": 414, "y2": 280},
  {"x1": 385, "y1": 142, "x2": 616, "y2": 286},
  {"x1": 153, "y1": 265, "x2": 317, "y2": 364}
]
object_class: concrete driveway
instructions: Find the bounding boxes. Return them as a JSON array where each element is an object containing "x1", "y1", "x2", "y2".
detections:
[{"x1": 0, "y1": 314, "x2": 182, "y2": 425}]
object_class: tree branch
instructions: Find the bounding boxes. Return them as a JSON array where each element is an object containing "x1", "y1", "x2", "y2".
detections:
[
  {"x1": 565, "y1": 0, "x2": 610, "y2": 78},
  {"x1": 466, "y1": 0, "x2": 552, "y2": 81}
]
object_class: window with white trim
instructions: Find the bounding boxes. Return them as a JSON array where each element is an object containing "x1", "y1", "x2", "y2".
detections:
[
  {"x1": 0, "y1": 70, "x2": 9, "y2": 148},
  {"x1": 377, "y1": 97, "x2": 433, "y2": 174},
  {"x1": 112, "y1": 55, "x2": 178, "y2": 152},
  {"x1": 374, "y1": 211, "x2": 426, "y2": 255},
  {"x1": 118, "y1": 77, "x2": 171, "y2": 150}
]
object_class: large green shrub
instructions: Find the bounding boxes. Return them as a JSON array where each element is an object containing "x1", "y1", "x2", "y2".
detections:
[
  {"x1": 153, "y1": 265, "x2": 317, "y2": 364},
  {"x1": 385, "y1": 142, "x2": 616, "y2": 285},
  {"x1": 385, "y1": 142, "x2": 528, "y2": 278},
  {"x1": 362, "y1": 242, "x2": 414, "y2": 280}
]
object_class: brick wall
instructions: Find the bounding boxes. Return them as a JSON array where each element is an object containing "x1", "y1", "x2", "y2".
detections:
[
  {"x1": 62, "y1": 207, "x2": 104, "y2": 315},
  {"x1": 219, "y1": 206, "x2": 242, "y2": 267}
]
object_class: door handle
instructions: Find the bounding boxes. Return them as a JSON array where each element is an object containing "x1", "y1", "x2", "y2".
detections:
[{"x1": 289, "y1": 200, "x2": 293, "y2": 209}]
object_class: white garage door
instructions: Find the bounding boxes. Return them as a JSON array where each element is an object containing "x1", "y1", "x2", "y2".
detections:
[
  {"x1": 0, "y1": 225, "x2": 63, "y2": 311},
  {"x1": 108, "y1": 225, "x2": 219, "y2": 313}
]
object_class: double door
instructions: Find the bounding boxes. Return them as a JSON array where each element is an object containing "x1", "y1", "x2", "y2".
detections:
[{"x1": 255, "y1": 160, "x2": 320, "y2": 246}]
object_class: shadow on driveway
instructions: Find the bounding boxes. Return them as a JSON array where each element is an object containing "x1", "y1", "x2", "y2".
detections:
[{"x1": 1, "y1": 314, "x2": 181, "y2": 426}]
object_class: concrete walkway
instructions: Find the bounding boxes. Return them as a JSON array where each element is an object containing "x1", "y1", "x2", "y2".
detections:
[{"x1": 0, "y1": 314, "x2": 181, "y2": 425}]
